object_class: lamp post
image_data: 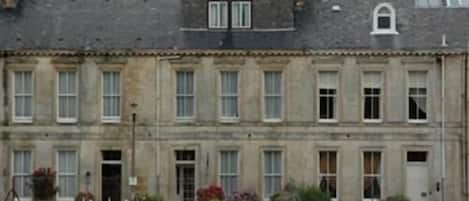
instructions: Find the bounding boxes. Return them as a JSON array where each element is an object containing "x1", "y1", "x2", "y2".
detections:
[{"x1": 130, "y1": 103, "x2": 138, "y2": 201}]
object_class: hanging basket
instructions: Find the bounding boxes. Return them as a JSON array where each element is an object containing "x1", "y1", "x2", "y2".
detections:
[{"x1": 32, "y1": 168, "x2": 57, "y2": 201}]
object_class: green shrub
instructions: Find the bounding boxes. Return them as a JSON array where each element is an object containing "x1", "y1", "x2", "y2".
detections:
[
  {"x1": 296, "y1": 185, "x2": 331, "y2": 201},
  {"x1": 135, "y1": 192, "x2": 164, "y2": 201},
  {"x1": 385, "y1": 195, "x2": 410, "y2": 201}
]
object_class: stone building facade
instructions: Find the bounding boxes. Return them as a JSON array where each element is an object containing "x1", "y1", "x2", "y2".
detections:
[{"x1": 0, "y1": 1, "x2": 469, "y2": 201}]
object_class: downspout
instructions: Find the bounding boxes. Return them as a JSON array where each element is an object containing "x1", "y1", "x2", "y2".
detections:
[
  {"x1": 463, "y1": 41, "x2": 469, "y2": 201},
  {"x1": 441, "y1": 54, "x2": 447, "y2": 201},
  {"x1": 154, "y1": 55, "x2": 180, "y2": 194}
]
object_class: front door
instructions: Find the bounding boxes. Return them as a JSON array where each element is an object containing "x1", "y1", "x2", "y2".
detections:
[
  {"x1": 175, "y1": 150, "x2": 196, "y2": 201},
  {"x1": 102, "y1": 151, "x2": 122, "y2": 201},
  {"x1": 176, "y1": 165, "x2": 195, "y2": 201},
  {"x1": 406, "y1": 151, "x2": 429, "y2": 201}
]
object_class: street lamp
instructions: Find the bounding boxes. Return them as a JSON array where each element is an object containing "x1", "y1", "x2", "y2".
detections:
[{"x1": 130, "y1": 103, "x2": 138, "y2": 201}]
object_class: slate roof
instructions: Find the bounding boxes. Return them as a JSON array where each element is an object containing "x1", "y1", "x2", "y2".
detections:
[{"x1": 0, "y1": 0, "x2": 468, "y2": 51}]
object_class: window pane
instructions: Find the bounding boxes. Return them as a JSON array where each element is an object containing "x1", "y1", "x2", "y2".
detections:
[
  {"x1": 364, "y1": 177, "x2": 381, "y2": 199},
  {"x1": 377, "y1": 16, "x2": 391, "y2": 29},
  {"x1": 102, "y1": 72, "x2": 120, "y2": 118},
  {"x1": 176, "y1": 72, "x2": 194, "y2": 118},
  {"x1": 220, "y1": 151, "x2": 238, "y2": 196},
  {"x1": 221, "y1": 72, "x2": 238, "y2": 118},
  {"x1": 319, "y1": 72, "x2": 337, "y2": 89},
  {"x1": 58, "y1": 151, "x2": 77, "y2": 197},
  {"x1": 14, "y1": 151, "x2": 32, "y2": 197}
]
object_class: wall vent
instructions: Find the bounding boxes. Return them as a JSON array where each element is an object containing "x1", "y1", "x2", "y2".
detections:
[{"x1": 2, "y1": 0, "x2": 18, "y2": 9}]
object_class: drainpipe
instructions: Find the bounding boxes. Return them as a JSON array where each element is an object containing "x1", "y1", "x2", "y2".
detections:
[
  {"x1": 441, "y1": 54, "x2": 447, "y2": 201},
  {"x1": 464, "y1": 43, "x2": 469, "y2": 201},
  {"x1": 154, "y1": 55, "x2": 180, "y2": 194}
]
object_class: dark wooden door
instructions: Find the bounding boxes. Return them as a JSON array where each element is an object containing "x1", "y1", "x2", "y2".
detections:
[{"x1": 102, "y1": 164, "x2": 121, "y2": 201}]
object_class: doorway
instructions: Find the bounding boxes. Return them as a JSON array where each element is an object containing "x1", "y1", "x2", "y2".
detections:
[
  {"x1": 405, "y1": 151, "x2": 429, "y2": 201},
  {"x1": 175, "y1": 150, "x2": 196, "y2": 201},
  {"x1": 102, "y1": 151, "x2": 122, "y2": 201}
]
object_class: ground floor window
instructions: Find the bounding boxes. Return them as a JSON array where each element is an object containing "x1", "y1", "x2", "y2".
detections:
[
  {"x1": 13, "y1": 150, "x2": 32, "y2": 198},
  {"x1": 57, "y1": 150, "x2": 77, "y2": 199},
  {"x1": 363, "y1": 151, "x2": 382, "y2": 201},
  {"x1": 219, "y1": 150, "x2": 239, "y2": 196},
  {"x1": 319, "y1": 151, "x2": 337, "y2": 200},
  {"x1": 263, "y1": 150, "x2": 282, "y2": 199}
]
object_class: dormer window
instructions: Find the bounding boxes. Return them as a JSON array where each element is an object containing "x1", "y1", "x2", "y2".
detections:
[
  {"x1": 209, "y1": 1, "x2": 228, "y2": 28},
  {"x1": 231, "y1": 1, "x2": 251, "y2": 28},
  {"x1": 371, "y1": 3, "x2": 398, "y2": 35},
  {"x1": 208, "y1": 0, "x2": 252, "y2": 29}
]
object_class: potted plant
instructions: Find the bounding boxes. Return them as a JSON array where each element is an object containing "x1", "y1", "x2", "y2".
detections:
[
  {"x1": 32, "y1": 168, "x2": 57, "y2": 201},
  {"x1": 74, "y1": 191, "x2": 95, "y2": 201},
  {"x1": 226, "y1": 191, "x2": 261, "y2": 201}
]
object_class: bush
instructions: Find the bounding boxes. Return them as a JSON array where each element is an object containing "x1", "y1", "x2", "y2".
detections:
[
  {"x1": 196, "y1": 185, "x2": 224, "y2": 201},
  {"x1": 226, "y1": 191, "x2": 261, "y2": 201},
  {"x1": 270, "y1": 182, "x2": 331, "y2": 201},
  {"x1": 296, "y1": 185, "x2": 331, "y2": 201},
  {"x1": 135, "y1": 192, "x2": 164, "y2": 201},
  {"x1": 385, "y1": 195, "x2": 411, "y2": 201},
  {"x1": 74, "y1": 191, "x2": 95, "y2": 201}
]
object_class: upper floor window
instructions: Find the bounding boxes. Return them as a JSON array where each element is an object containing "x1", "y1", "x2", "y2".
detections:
[
  {"x1": 13, "y1": 71, "x2": 33, "y2": 123},
  {"x1": 208, "y1": 0, "x2": 252, "y2": 29},
  {"x1": 232, "y1": 1, "x2": 251, "y2": 28},
  {"x1": 102, "y1": 71, "x2": 121, "y2": 123},
  {"x1": 416, "y1": 0, "x2": 469, "y2": 7},
  {"x1": 318, "y1": 71, "x2": 338, "y2": 122},
  {"x1": 209, "y1": 1, "x2": 228, "y2": 28},
  {"x1": 220, "y1": 71, "x2": 239, "y2": 121},
  {"x1": 57, "y1": 71, "x2": 78, "y2": 123},
  {"x1": 371, "y1": 3, "x2": 398, "y2": 35},
  {"x1": 264, "y1": 71, "x2": 282, "y2": 121},
  {"x1": 408, "y1": 71, "x2": 427, "y2": 122},
  {"x1": 176, "y1": 71, "x2": 195, "y2": 120},
  {"x1": 362, "y1": 72, "x2": 382, "y2": 122}
]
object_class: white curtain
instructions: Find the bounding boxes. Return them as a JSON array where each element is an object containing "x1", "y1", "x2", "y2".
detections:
[
  {"x1": 58, "y1": 151, "x2": 77, "y2": 198},
  {"x1": 58, "y1": 72, "x2": 77, "y2": 119},
  {"x1": 265, "y1": 72, "x2": 281, "y2": 119},
  {"x1": 177, "y1": 72, "x2": 194, "y2": 117},
  {"x1": 14, "y1": 151, "x2": 32, "y2": 197},
  {"x1": 319, "y1": 71, "x2": 337, "y2": 89},
  {"x1": 14, "y1": 72, "x2": 33, "y2": 118},
  {"x1": 408, "y1": 72, "x2": 427, "y2": 118},
  {"x1": 264, "y1": 151, "x2": 282, "y2": 198},
  {"x1": 221, "y1": 72, "x2": 238, "y2": 117},
  {"x1": 232, "y1": 2, "x2": 240, "y2": 27},
  {"x1": 363, "y1": 72, "x2": 381, "y2": 89},
  {"x1": 103, "y1": 72, "x2": 120, "y2": 118},
  {"x1": 220, "y1": 151, "x2": 238, "y2": 196}
]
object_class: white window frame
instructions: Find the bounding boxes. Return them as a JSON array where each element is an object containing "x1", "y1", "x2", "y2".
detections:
[
  {"x1": 371, "y1": 3, "x2": 398, "y2": 35},
  {"x1": 56, "y1": 71, "x2": 79, "y2": 123},
  {"x1": 218, "y1": 150, "x2": 240, "y2": 196},
  {"x1": 362, "y1": 150, "x2": 383, "y2": 201},
  {"x1": 446, "y1": 0, "x2": 464, "y2": 7},
  {"x1": 208, "y1": 1, "x2": 228, "y2": 29},
  {"x1": 12, "y1": 71, "x2": 33, "y2": 123},
  {"x1": 56, "y1": 150, "x2": 78, "y2": 201},
  {"x1": 101, "y1": 71, "x2": 121, "y2": 123},
  {"x1": 219, "y1": 71, "x2": 240, "y2": 122},
  {"x1": 361, "y1": 72, "x2": 383, "y2": 123},
  {"x1": 262, "y1": 150, "x2": 283, "y2": 201},
  {"x1": 407, "y1": 71, "x2": 428, "y2": 124},
  {"x1": 11, "y1": 150, "x2": 33, "y2": 201},
  {"x1": 231, "y1": 1, "x2": 252, "y2": 29},
  {"x1": 318, "y1": 150, "x2": 339, "y2": 201},
  {"x1": 262, "y1": 71, "x2": 283, "y2": 122},
  {"x1": 317, "y1": 71, "x2": 339, "y2": 123},
  {"x1": 175, "y1": 71, "x2": 196, "y2": 121}
]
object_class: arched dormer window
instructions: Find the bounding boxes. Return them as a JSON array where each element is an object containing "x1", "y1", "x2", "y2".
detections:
[{"x1": 371, "y1": 3, "x2": 398, "y2": 35}]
